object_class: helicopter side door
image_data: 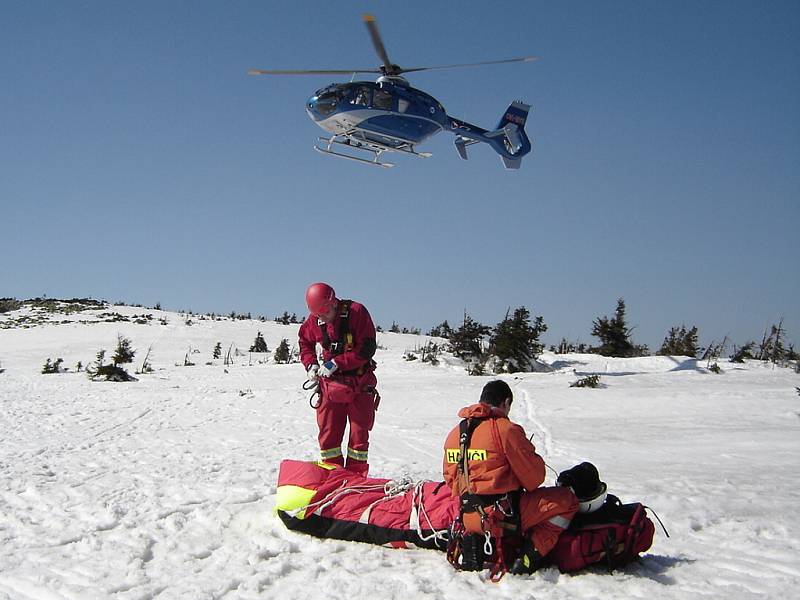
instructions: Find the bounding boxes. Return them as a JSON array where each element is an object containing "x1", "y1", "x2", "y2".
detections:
[{"x1": 346, "y1": 85, "x2": 373, "y2": 108}]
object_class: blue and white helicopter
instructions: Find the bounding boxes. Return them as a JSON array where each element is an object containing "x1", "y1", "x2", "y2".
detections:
[{"x1": 249, "y1": 15, "x2": 538, "y2": 169}]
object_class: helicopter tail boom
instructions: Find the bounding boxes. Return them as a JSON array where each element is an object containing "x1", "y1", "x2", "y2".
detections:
[{"x1": 450, "y1": 101, "x2": 532, "y2": 169}]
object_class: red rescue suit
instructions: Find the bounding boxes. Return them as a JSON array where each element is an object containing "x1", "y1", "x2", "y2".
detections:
[
  {"x1": 443, "y1": 403, "x2": 578, "y2": 556},
  {"x1": 299, "y1": 300, "x2": 377, "y2": 475}
]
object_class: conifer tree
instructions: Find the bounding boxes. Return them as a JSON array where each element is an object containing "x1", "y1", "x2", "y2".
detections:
[
  {"x1": 87, "y1": 345, "x2": 136, "y2": 382},
  {"x1": 428, "y1": 320, "x2": 453, "y2": 338},
  {"x1": 489, "y1": 307, "x2": 548, "y2": 373},
  {"x1": 250, "y1": 331, "x2": 268, "y2": 353},
  {"x1": 112, "y1": 335, "x2": 135, "y2": 366},
  {"x1": 756, "y1": 319, "x2": 786, "y2": 364},
  {"x1": 591, "y1": 298, "x2": 635, "y2": 357},
  {"x1": 658, "y1": 325, "x2": 700, "y2": 357},
  {"x1": 730, "y1": 341, "x2": 756, "y2": 363},
  {"x1": 274, "y1": 338, "x2": 291, "y2": 364},
  {"x1": 213, "y1": 342, "x2": 222, "y2": 359},
  {"x1": 449, "y1": 311, "x2": 491, "y2": 363}
]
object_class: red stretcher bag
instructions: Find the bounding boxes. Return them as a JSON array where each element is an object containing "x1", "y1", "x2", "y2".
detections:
[{"x1": 549, "y1": 494, "x2": 656, "y2": 573}]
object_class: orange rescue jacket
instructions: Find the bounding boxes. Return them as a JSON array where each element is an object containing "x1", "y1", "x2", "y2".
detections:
[{"x1": 443, "y1": 403, "x2": 545, "y2": 498}]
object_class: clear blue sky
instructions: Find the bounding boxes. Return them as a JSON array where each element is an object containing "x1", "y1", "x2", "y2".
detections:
[{"x1": 2, "y1": 1, "x2": 798, "y2": 350}]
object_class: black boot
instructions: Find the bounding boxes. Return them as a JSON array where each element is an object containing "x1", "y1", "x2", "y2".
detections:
[
  {"x1": 459, "y1": 534, "x2": 485, "y2": 571},
  {"x1": 509, "y1": 538, "x2": 543, "y2": 575}
]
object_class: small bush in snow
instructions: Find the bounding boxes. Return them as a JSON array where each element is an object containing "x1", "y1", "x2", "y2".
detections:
[
  {"x1": 0, "y1": 298, "x2": 21, "y2": 314},
  {"x1": 730, "y1": 342, "x2": 756, "y2": 363},
  {"x1": 403, "y1": 341, "x2": 440, "y2": 365},
  {"x1": 137, "y1": 345, "x2": 154, "y2": 374},
  {"x1": 87, "y1": 348, "x2": 137, "y2": 382},
  {"x1": 86, "y1": 338, "x2": 137, "y2": 382},
  {"x1": 427, "y1": 320, "x2": 453, "y2": 338},
  {"x1": 571, "y1": 374, "x2": 601, "y2": 388},
  {"x1": 275, "y1": 311, "x2": 300, "y2": 325},
  {"x1": 658, "y1": 325, "x2": 700, "y2": 357},
  {"x1": 42, "y1": 357, "x2": 65, "y2": 374},
  {"x1": 421, "y1": 341, "x2": 441, "y2": 365},
  {"x1": 756, "y1": 319, "x2": 788, "y2": 365}
]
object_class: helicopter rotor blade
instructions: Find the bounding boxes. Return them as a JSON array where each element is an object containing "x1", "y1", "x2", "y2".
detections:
[
  {"x1": 248, "y1": 68, "x2": 381, "y2": 76},
  {"x1": 400, "y1": 56, "x2": 541, "y2": 74},
  {"x1": 362, "y1": 14, "x2": 396, "y2": 74}
]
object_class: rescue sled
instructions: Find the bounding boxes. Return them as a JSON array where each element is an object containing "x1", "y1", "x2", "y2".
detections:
[
  {"x1": 275, "y1": 459, "x2": 666, "y2": 575},
  {"x1": 275, "y1": 460, "x2": 457, "y2": 550}
]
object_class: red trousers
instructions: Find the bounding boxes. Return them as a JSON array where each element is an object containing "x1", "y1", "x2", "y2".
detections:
[{"x1": 317, "y1": 373, "x2": 377, "y2": 475}]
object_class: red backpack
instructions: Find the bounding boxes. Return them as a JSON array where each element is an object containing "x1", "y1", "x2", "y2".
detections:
[{"x1": 549, "y1": 494, "x2": 665, "y2": 573}]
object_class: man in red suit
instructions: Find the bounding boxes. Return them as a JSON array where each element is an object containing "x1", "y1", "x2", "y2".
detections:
[{"x1": 299, "y1": 282, "x2": 378, "y2": 475}]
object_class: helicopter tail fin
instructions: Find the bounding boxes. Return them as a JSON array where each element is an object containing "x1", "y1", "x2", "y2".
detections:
[
  {"x1": 491, "y1": 101, "x2": 532, "y2": 169},
  {"x1": 496, "y1": 101, "x2": 530, "y2": 131}
]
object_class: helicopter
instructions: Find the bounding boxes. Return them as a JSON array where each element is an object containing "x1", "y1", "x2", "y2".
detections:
[{"x1": 249, "y1": 14, "x2": 538, "y2": 169}]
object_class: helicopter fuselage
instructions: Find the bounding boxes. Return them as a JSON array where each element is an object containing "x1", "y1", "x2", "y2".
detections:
[{"x1": 306, "y1": 80, "x2": 449, "y2": 148}]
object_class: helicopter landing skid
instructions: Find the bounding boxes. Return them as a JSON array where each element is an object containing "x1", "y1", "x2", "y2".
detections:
[
  {"x1": 315, "y1": 134, "x2": 434, "y2": 167},
  {"x1": 315, "y1": 136, "x2": 395, "y2": 168}
]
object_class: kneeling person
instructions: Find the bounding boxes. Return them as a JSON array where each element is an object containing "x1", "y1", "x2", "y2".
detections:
[{"x1": 443, "y1": 380, "x2": 578, "y2": 574}]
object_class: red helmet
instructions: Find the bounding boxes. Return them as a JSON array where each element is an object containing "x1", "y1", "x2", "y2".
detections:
[{"x1": 305, "y1": 282, "x2": 337, "y2": 317}]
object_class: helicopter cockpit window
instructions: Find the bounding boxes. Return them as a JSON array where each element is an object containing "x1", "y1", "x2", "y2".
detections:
[
  {"x1": 373, "y1": 88, "x2": 392, "y2": 111},
  {"x1": 315, "y1": 91, "x2": 339, "y2": 116},
  {"x1": 350, "y1": 87, "x2": 371, "y2": 107}
]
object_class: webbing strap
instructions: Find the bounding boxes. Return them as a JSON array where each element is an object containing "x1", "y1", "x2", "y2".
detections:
[
  {"x1": 320, "y1": 299, "x2": 353, "y2": 356},
  {"x1": 457, "y1": 418, "x2": 522, "y2": 536}
]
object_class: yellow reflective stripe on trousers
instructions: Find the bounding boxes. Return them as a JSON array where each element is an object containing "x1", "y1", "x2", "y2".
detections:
[
  {"x1": 347, "y1": 447, "x2": 368, "y2": 461},
  {"x1": 320, "y1": 447, "x2": 342, "y2": 459}
]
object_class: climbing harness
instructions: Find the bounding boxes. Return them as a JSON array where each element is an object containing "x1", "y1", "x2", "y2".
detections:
[{"x1": 446, "y1": 416, "x2": 522, "y2": 581}]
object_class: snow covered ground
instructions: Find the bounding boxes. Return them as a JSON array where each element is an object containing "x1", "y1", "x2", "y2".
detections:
[{"x1": 1, "y1": 303, "x2": 798, "y2": 599}]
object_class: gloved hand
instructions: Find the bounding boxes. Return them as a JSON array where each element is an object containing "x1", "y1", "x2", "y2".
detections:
[
  {"x1": 318, "y1": 359, "x2": 338, "y2": 378},
  {"x1": 306, "y1": 364, "x2": 320, "y2": 381}
]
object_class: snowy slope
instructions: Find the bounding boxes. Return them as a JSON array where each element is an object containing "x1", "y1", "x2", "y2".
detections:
[{"x1": 1, "y1": 304, "x2": 798, "y2": 599}]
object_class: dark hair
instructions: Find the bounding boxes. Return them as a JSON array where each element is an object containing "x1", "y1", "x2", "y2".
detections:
[{"x1": 480, "y1": 380, "x2": 513, "y2": 407}]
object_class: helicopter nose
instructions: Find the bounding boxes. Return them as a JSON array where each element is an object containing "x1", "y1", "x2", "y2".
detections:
[
  {"x1": 306, "y1": 96, "x2": 324, "y2": 121},
  {"x1": 307, "y1": 93, "x2": 340, "y2": 121}
]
